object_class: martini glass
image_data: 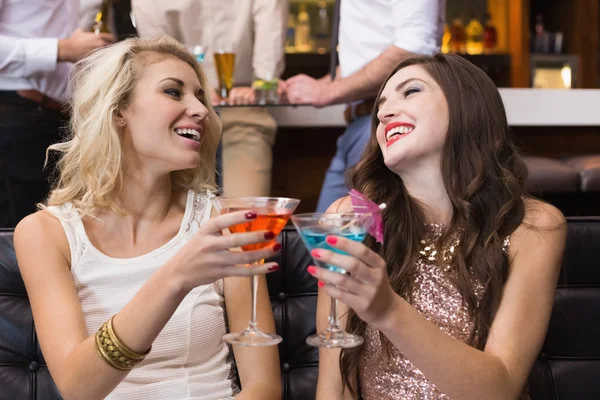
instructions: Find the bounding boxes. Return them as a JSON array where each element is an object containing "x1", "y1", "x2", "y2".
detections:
[
  {"x1": 212, "y1": 197, "x2": 300, "y2": 346},
  {"x1": 189, "y1": 45, "x2": 208, "y2": 63},
  {"x1": 291, "y1": 212, "x2": 374, "y2": 348}
]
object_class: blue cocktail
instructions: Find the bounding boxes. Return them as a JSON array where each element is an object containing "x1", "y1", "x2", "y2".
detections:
[
  {"x1": 189, "y1": 45, "x2": 207, "y2": 63},
  {"x1": 298, "y1": 229, "x2": 366, "y2": 274},
  {"x1": 291, "y1": 213, "x2": 373, "y2": 348}
]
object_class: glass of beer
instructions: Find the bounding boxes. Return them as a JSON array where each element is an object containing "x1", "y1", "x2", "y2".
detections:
[{"x1": 214, "y1": 46, "x2": 236, "y2": 101}]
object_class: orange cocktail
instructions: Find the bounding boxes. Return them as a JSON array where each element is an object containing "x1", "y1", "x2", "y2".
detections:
[
  {"x1": 225, "y1": 212, "x2": 290, "y2": 251},
  {"x1": 212, "y1": 197, "x2": 300, "y2": 346}
]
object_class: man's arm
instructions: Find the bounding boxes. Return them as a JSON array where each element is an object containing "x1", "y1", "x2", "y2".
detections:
[
  {"x1": 1, "y1": 31, "x2": 113, "y2": 78},
  {"x1": 0, "y1": 35, "x2": 60, "y2": 78},
  {"x1": 285, "y1": 45, "x2": 412, "y2": 107},
  {"x1": 319, "y1": 66, "x2": 341, "y2": 83},
  {"x1": 0, "y1": 0, "x2": 114, "y2": 77},
  {"x1": 0, "y1": 0, "x2": 57, "y2": 77},
  {"x1": 326, "y1": 46, "x2": 413, "y2": 104}
]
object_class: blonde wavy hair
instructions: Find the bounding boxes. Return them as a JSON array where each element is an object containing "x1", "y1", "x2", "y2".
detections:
[{"x1": 44, "y1": 36, "x2": 221, "y2": 216}]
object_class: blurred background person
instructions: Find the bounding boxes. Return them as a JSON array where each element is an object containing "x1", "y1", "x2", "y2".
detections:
[
  {"x1": 285, "y1": 0, "x2": 446, "y2": 212},
  {"x1": 132, "y1": 0, "x2": 287, "y2": 197},
  {"x1": 0, "y1": 0, "x2": 114, "y2": 227}
]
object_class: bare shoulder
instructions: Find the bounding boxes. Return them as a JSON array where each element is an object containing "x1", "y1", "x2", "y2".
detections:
[
  {"x1": 15, "y1": 210, "x2": 63, "y2": 241},
  {"x1": 522, "y1": 198, "x2": 567, "y2": 230},
  {"x1": 14, "y1": 210, "x2": 71, "y2": 268},
  {"x1": 508, "y1": 198, "x2": 567, "y2": 266},
  {"x1": 326, "y1": 196, "x2": 353, "y2": 213}
]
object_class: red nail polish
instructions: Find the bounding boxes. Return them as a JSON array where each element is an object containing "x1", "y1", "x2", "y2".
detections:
[
  {"x1": 318, "y1": 281, "x2": 325, "y2": 288},
  {"x1": 268, "y1": 264, "x2": 280, "y2": 272},
  {"x1": 307, "y1": 266, "x2": 317, "y2": 274},
  {"x1": 245, "y1": 211, "x2": 257, "y2": 219},
  {"x1": 264, "y1": 231, "x2": 275, "y2": 240},
  {"x1": 326, "y1": 236, "x2": 338, "y2": 245},
  {"x1": 272, "y1": 243, "x2": 282, "y2": 251},
  {"x1": 311, "y1": 249, "x2": 322, "y2": 258}
]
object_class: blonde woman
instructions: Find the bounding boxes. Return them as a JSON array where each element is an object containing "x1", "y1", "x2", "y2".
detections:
[{"x1": 13, "y1": 36, "x2": 282, "y2": 400}]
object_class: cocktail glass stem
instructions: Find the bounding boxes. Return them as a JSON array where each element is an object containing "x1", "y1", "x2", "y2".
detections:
[
  {"x1": 328, "y1": 298, "x2": 340, "y2": 331},
  {"x1": 223, "y1": 258, "x2": 281, "y2": 346},
  {"x1": 305, "y1": 267, "x2": 364, "y2": 348},
  {"x1": 248, "y1": 265, "x2": 260, "y2": 331}
]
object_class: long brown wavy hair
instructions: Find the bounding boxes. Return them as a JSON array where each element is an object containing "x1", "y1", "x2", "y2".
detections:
[{"x1": 340, "y1": 53, "x2": 528, "y2": 394}]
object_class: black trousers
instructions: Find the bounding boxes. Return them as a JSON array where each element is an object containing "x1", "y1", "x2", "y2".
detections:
[{"x1": 0, "y1": 91, "x2": 65, "y2": 228}]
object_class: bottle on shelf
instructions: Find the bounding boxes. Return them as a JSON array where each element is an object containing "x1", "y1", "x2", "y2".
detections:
[
  {"x1": 295, "y1": 3, "x2": 313, "y2": 53},
  {"x1": 90, "y1": 0, "x2": 112, "y2": 34},
  {"x1": 449, "y1": 13, "x2": 466, "y2": 54},
  {"x1": 483, "y1": 12, "x2": 497, "y2": 53},
  {"x1": 441, "y1": 23, "x2": 451, "y2": 53},
  {"x1": 465, "y1": 14, "x2": 484, "y2": 55},
  {"x1": 285, "y1": 13, "x2": 297, "y2": 53},
  {"x1": 532, "y1": 13, "x2": 549, "y2": 53},
  {"x1": 315, "y1": 0, "x2": 330, "y2": 54}
]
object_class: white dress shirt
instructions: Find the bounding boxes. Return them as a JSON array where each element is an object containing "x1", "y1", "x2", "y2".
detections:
[
  {"x1": 0, "y1": 0, "x2": 79, "y2": 102},
  {"x1": 132, "y1": 0, "x2": 287, "y2": 88},
  {"x1": 339, "y1": 0, "x2": 446, "y2": 78}
]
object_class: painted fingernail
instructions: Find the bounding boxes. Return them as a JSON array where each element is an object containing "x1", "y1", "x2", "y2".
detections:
[
  {"x1": 318, "y1": 281, "x2": 325, "y2": 288},
  {"x1": 311, "y1": 249, "x2": 322, "y2": 258},
  {"x1": 264, "y1": 231, "x2": 275, "y2": 240},
  {"x1": 326, "y1": 236, "x2": 338, "y2": 245},
  {"x1": 245, "y1": 211, "x2": 257, "y2": 219},
  {"x1": 272, "y1": 243, "x2": 282, "y2": 251},
  {"x1": 307, "y1": 266, "x2": 317, "y2": 274},
  {"x1": 268, "y1": 264, "x2": 280, "y2": 272}
]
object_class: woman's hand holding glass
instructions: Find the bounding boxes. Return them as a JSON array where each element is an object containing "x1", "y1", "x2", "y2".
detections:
[
  {"x1": 308, "y1": 235, "x2": 398, "y2": 329},
  {"x1": 168, "y1": 210, "x2": 280, "y2": 293}
]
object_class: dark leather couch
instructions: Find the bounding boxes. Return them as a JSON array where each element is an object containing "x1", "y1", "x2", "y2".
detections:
[
  {"x1": 1, "y1": 219, "x2": 599, "y2": 400},
  {"x1": 523, "y1": 156, "x2": 600, "y2": 216}
]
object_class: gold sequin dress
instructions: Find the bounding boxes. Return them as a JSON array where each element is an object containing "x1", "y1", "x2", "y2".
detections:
[{"x1": 358, "y1": 224, "x2": 513, "y2": 399}]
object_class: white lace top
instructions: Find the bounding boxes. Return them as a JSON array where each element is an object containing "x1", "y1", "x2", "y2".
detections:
[{"x1": 47, "y1": 190, "x2": 240, "y2": 400}]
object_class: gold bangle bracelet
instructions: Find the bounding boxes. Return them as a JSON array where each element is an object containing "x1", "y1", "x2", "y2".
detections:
[{"x1": 94, "y1": 316, "x2": 152, "y2": 371}]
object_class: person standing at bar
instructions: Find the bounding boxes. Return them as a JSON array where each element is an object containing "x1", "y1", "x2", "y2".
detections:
[
  {"x1": 285, "y1": 0, "x2": 446, "y2": 212},
  {"x1": 132, "y1": 0, "x2": 287, "y2": 197},
  {"x1": 0, "y1": 0, "x2": 114, "y2": 227}
]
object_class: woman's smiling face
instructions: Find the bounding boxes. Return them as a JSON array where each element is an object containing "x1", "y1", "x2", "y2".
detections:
[{"x1": 375, "y1": 65, "x2": 450, "y2": 173}]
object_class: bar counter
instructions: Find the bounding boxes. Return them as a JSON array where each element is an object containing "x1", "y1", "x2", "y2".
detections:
[{"x1": 268, "y1": 89, "x2": 600, "y2": 127}]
